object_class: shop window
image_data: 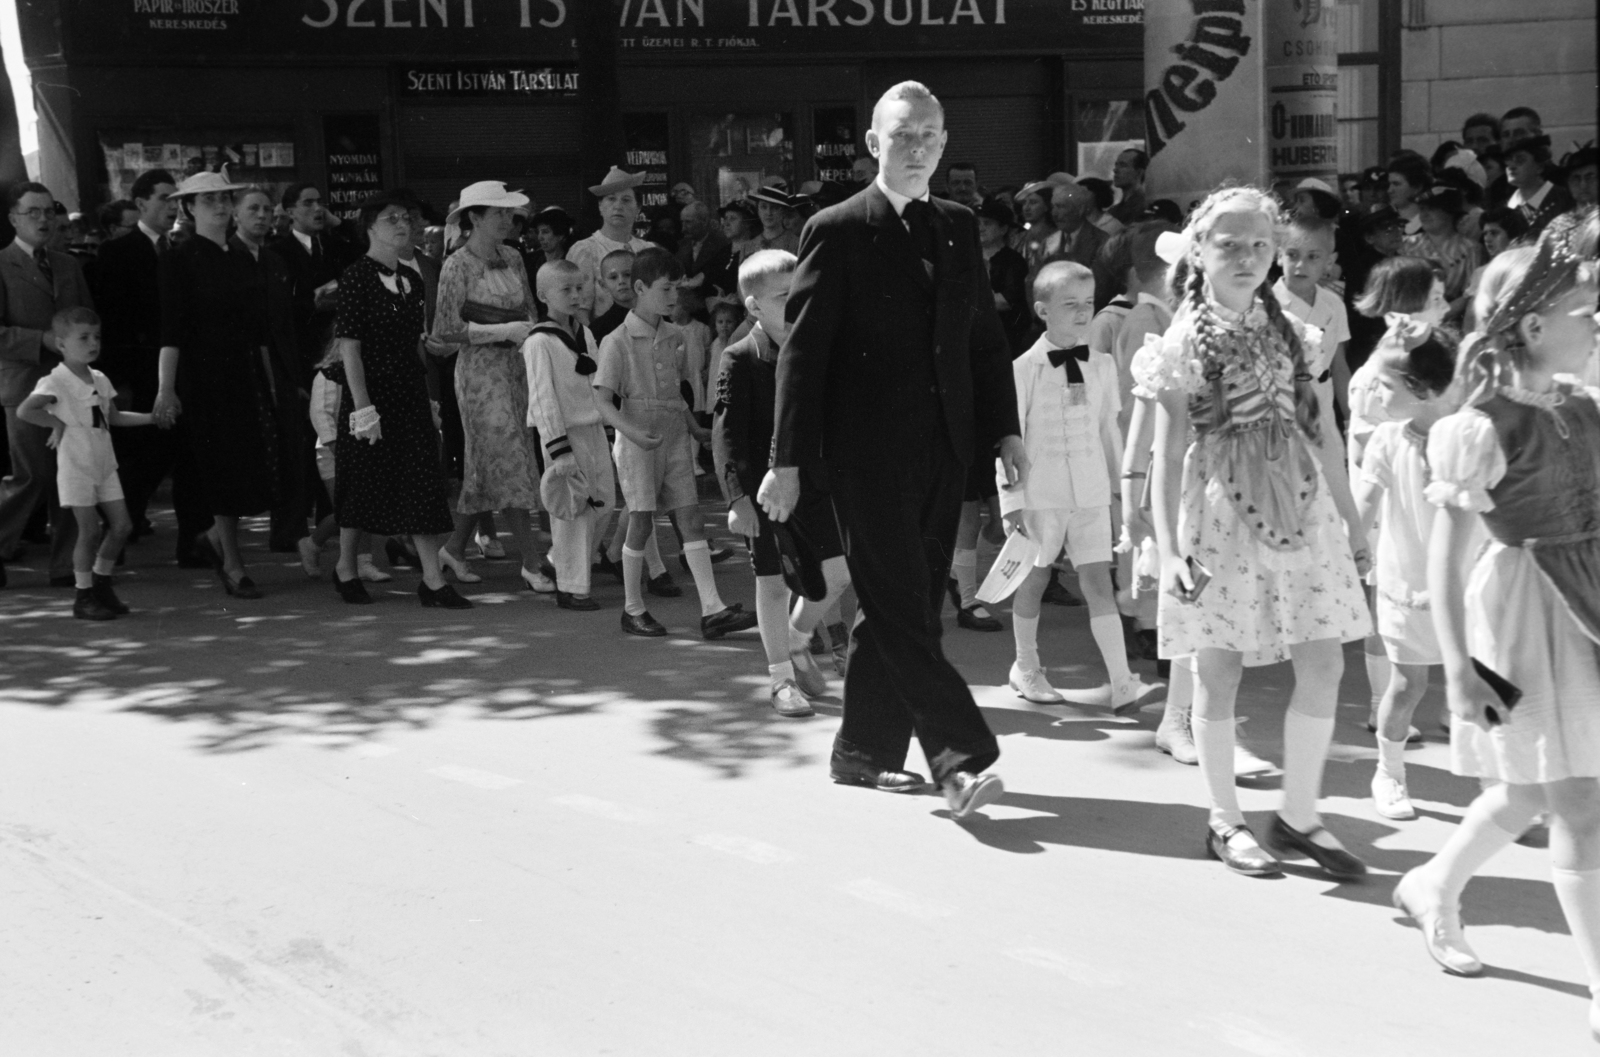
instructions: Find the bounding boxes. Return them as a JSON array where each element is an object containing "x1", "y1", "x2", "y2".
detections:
[
  {"x1": 1073, "y1": 99, "x2": 1145, "y2": 182},
  {"x1": 624, "y1": 111, "x2": 672, "y2": 238},
  {"x1": 813, "y1": 107, "x2": 859, "y2": 186},
  {"x1": 98, "y1": 127, "x2": 298, "y2": 203},
  {"x1": 688, "y1": 111, "x2": 794, "y2": 206},
  {"x1": 1337, "y1": 0, "x2": 1399, "y2": 173}
]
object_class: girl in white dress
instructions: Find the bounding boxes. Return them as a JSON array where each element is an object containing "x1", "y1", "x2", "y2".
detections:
[
  {"x1": 1393, "y1": 224, "x2": 1600, "y2": 1043},
  {"x1": 1352, "y1": 318, "x2": 1471, "y2": 820},
  {"x1": 1139, "y1": 186, "x2": 1371, "y2": 879}
]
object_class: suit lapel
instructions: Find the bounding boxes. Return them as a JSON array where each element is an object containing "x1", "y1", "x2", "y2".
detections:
[
  {"x1": 2, "y1": 241, "x2": 52, "y2": 297},
  {"x1": 864, "y1": 185, "x2": 933, "y2": 291},
  {"x1": 929, "y1": 200, "x2": 961, "y2": 284}
]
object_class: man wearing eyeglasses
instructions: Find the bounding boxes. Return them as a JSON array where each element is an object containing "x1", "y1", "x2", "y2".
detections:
[{"x1": 0, "y1": 182, "x2": 95, "y2": 586}]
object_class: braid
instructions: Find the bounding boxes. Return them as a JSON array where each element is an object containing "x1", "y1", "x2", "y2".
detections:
[
  {"x1": 1183, "y1": 266, "x2": 1232, "y2": 432},
  {"x1": 1258, "y1": 281, "x2": 1322, "y2": 440}
]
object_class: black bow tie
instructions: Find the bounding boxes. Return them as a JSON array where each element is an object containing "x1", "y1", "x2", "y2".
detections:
[{"x1": 1047, "y1": 344, "x2": 1091, "y2": 383}]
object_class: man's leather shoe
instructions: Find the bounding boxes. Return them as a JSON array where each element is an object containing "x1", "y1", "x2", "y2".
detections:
[
  {"x1": 1205, "y1": 824, "x2": 1283, "y2": 877},
  {"x1": 73, "y1": 589, "x2": 117, "y2": 621},
  {"x1": 647, "y1": 572, "x2": 682, "y2": 597},
  {"x1": 1265, "y1": 815, "x2": 1368, "y2": 879},
  {"x1": 702, "y1": 604, "x2": 758, "y2": 639},
  {"x1": 92, "y1": 574, "x2": 129, "y2": 615},
  {"x1": 556, "y1": 590, "x2": 600, "y2": 611},
  {"x1": 941, "y1": 771, "x2": 1004, "y2": 819},
  {"x1": 956, "y1": 604, "x2": 1003, "y2": 632},
  {"x1": 621, "y1": 610, "x2": 668, "y2": 637},
  {"x1": 829, "y1": 753, "x2": 925, "y2": 793}
]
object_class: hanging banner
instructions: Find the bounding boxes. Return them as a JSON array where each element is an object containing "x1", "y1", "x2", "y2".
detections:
[
  {"x1": 1143, "y1": 0, "x2": 1266, "y2": 211},
  {"x1": 1265, "y1": 0, "x2": 1338, "y2": 189}
]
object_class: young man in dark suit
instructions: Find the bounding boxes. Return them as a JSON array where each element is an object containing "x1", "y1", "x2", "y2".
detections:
[
  {"x1": 270, "y1": 183, "x2": 357, "y2": 381},
  {"x1": 0, "y1": 182, "x2": 96, "y2": 585},
  {"x1": 761, "y1": 81, "x2": 1028, "y2": 820}
]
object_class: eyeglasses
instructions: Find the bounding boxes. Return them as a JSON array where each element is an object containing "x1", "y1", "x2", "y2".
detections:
[
  {"x1": 11, "y1": 208, "x2": 51, "y2": 221},
  {"x1": 374, "y1": 212, "x2": 411, "y2": 226}
]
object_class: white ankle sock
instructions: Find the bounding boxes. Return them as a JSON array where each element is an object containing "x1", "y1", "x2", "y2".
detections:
[
  {"x1": 1280, "y1": 708, "x2": 1336, "y2": 831},
  {"x1": 622, "y1": 545, "x2": 646, "y2": 616},
  {"x1": 1191, "y1": 712, "x2": 1243, "y2": 828},
  {"x1": 768, "y1": 661, "x2": 795, "y2": 686},
  {"x1": 1013, "y1": 613, "x2": 1040, "y2": 670},
  {"x1": 1376, "y1": 735, "x2": 1408, "y2": 781},
  {"x1": 92, "y1": 557, "x2": 114, "y2": 576},
  {"x1": 1088, "y1": 613, "x2": 1132, "y2": 684},
  {"x1": 1553, "y1": 866, "x2": 1600, "y2": 1000},
  {"x1": 74, "y1": 571, "x2": 94, "y2": 589},
  {"x1": 952, "y1": 548, "x2": 977, "y2": 608},
  {"x1": 644, "y1": 530, "x2": 666, "y2": 578},
  {"x1": 682, "y1": 539, "x2": 725, "y2": 616}
]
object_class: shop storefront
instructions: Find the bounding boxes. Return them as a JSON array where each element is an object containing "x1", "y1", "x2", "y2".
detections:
[{"x1": 18, "y1": 0, "x2": 1144, "y2": 217}]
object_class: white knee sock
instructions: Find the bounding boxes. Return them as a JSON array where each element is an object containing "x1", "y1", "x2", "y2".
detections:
[
  {"x1": 1013, "y1": 613, "x2": 1040, "y2": 670},
  {"x1": 644, "y1": 529, "x2": 666, "y2": 578},
  {"x1": 1376, "y1": 735, "x2": 1408, "y2": 781},
  {"x1": 1553, "y1": 866, "x2": 1600, "y2": 1000},
  {"x1": 1417, "y1": 782, "x2": 1533, "y2": 904},
  {"x1": 1088, "y1": 613, "x2": 1132, "y2": 684},
  {"x1": 768, "y1": 660, "x2": 795, "y2": 687},
  {"x1": 1280, "y1": 708, "x2": 1336, "y2": 831},
  {"x1": 1365, "y1": 643, "x2": 1390, "y2": 715},
  {"x1": 951, "y1": 548, "x2": 978, "y2": 608},
  {"x1": 622, "y1": 545, "x2": 646, "y2": 616},
  {"x1": 1191, "y1": 712, "x2": 1243, "y2": 827},
  {"x1": 682, "y1": 539, "x2": 726, "y2": 616}
]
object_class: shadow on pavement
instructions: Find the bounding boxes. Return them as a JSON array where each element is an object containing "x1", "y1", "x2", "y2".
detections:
[{"x1": 953, "y1": 790, "x2": 1211, "y2": 858}]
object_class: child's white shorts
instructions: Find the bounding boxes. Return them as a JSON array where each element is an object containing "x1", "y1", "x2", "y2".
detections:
[
  {"x1": 614, "y1": 405, "x2": 696, "y2": 513},
  {"x1": 59, "y1": 467, "x2": 124, "y2": 509},
  {"x1": 1024, "y1": 505, "x2": 1112, "y2": 567}
]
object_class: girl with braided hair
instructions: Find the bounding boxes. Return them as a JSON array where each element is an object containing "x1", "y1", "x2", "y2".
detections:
[
  {"x1": 1133, "y1": 186, "x2": 1371, "y2": 879},
  {"x1": 1393, "y1": 222, "x2": 1600, "y2": 1033}
]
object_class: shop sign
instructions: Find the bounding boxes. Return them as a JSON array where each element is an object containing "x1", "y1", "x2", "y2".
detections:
[
  {"x1": 66, "y1": 0, "x2": 1141, "y2": 61},
  {"x1": 323, "y1": 114, "x2": 385, "y2": 221},
  {"x1": 1264, "y1": 0, "x2": 1337, "y2": 182},
  {"x1": 399, "y1": 64, "x2": 579, "y2": 97},
  {"x1": 624, "y1": 112, "x2": 672, "y2": 235},
  {"x1": 813, "y1": 107, "x2": 858, "y2": 184}
]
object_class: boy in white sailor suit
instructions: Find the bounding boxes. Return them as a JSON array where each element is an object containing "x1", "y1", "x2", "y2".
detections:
[
  {"x1": 523, "y1": 259, "x2": 636, "y2": 611},
  {"x1": 999, "y1": 261, "x2": 1145, "y2": 712}
]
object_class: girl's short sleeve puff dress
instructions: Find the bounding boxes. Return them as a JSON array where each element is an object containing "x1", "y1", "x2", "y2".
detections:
[{"x1": 1130, "y1": 301, "x2": 1370, "y2": 666}]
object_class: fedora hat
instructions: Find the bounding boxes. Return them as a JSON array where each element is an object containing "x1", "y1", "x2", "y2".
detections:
[
  {"x1": 446, "y1": 180, "x2": 530, "y2": 226},
  {"x1": 169, "y1": 167, "x2": 247, "y2": 198},
  {"x1": 1015, "y1": 172, "x2": 1076, "y2": 203},
  {"x1": 746, "y1": 185, "x2": 795, "y2": 209},
  {"x1": 588, "y1": 167, "x2": 646, "y2": 197}
]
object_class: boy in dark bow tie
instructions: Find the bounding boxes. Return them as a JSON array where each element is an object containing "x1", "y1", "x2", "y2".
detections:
[{"x1": 999, "y1": 261, "x2": 1146, "y2": 712}]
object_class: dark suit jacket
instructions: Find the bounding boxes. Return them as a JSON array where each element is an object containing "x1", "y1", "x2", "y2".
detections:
[
  {"x1": 92, "y1": 229, "x2": 163, "y2": 396},
  {"x1": 269, "y1": 227, "x2": 357, "y2": 372},
  {"x1": 773, "y1": 184, "x2": 1018, "y2": 471},
  {"x1": 232, "y1": 236, "x2": 303, "y2": 391},
  {"x1": 0, "y1": 239, "x2": 94, "y2": 406},
  {"x1": 677, "y1": 230, "x2": 737, "y2": 299},
  {"x1": 1520, "y1": 183, "x2": 1576, "y2": 238}
]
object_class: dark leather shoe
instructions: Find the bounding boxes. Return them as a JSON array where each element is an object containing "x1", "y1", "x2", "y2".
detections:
[
  {"x1": 73, "y1": 588, "x2": 117, "y2": 621},
  {"x1": 829, "y1": 753, "x2": 926, "y2": 793},
  {"x1": 647, "y1": 572, "x2": 682, "y2": 597},
  {"x1": 702, "y1": 603, "x2": 758, "y2": 640},
  {"x1": 622, "y1": 610, "x2": 668, "y2": 637},
  {"x1": 556, "y1": 590, "x2": 600, "y2": 611},
  {"x1": 218, "y1": 570, "x2": 263, "y2": 599},
  {"x1": 1266, "y1": 815, "x2": 1368, "y2": 879},
  {"x1": 956, "y1": 604, "x2": 1003, "y2": 632},
  {"x1": 941, "y1": 771, "x2": 1005, "y2": 819},
  {"x1": 419, "y1": 582, "x2": 473, "y2": 609},
  {"x1": 334, "y1": 574, "x2": 373, "y2": 605},
  {"x1": 1206, "y1": 824, "x2": 1283, "y2": 877},
  {"x1": 92, "y1": 574, "x2": 129, "y2": 615}
]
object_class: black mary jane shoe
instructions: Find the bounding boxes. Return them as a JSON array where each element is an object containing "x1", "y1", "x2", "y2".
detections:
[
  {"x1": 956, "y1": 604, "x2": 1003, "y2": 632},
  {"x1": 1265, "y1": 815, "x2": 1368, "y2": 880},
  {"x1": 418, "y1": 582, "x2": 472, "y2": 609},
  {"x1": 334, "y1": 573, "x2": 373, "y2": 605},
  {"x1": 556, "y1": 590, "x2": 600, "y2": 611},
  {"x1": 218, "y1": 569, "x2": 264, "y2": 599},
  {"x1": 621, "y1": 610, "x2": 668, "y2": 637},
  {"x1": 1205, "y1": 823, "x2": 1284, "y2": 877},
  {"x1": 701, "y1": 603, "x2": 758, "y2": 640}
]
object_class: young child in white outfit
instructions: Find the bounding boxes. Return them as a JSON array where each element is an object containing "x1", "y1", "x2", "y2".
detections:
[
  {"x1": 1353, "y1": 318, "x2": 1472, "y2": 820},
  {"x1": 17, "y1": 307, "x2": 154, "y2": 620},
  {"x1": 1001, "y1": 260, "x2": 1145, "y2": 713}
]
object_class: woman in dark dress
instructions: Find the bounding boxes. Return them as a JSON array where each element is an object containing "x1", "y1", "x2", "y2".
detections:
[
  {"x1": 333, "y1": 191, "x2": 469, "y2": 609},
  {"x1": 153, "y1": 171, "x2": 278, "y2": 599}
]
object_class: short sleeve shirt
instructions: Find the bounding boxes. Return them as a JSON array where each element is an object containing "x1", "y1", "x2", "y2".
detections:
[
  {"x1": 33, "y1": 364, "x2": 115, "y2": 433},
  {"x1": 594, "y1": 311, "x2": 690, "y2": 406}
]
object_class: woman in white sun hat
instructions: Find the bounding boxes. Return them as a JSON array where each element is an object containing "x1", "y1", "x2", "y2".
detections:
[
  {"x1": 566, "y1": 166, "x2": 655, "y2": 324},
  {"x1": 430, "y1": 180, "x2": 552, "y2": 591}
]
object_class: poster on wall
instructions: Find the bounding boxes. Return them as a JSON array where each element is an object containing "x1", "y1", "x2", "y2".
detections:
[
  {"x1": 813, "y1": 107, "x2": 858, "y2": 185},
  {"x1": 623, "y1": 112, "x2": 671, "y2": 235},
  {"x1": 323, "y1": 114, "x2": 385, "y2": 222}
]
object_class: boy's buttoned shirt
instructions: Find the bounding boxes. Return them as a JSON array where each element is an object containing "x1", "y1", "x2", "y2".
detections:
[
  {"x1": 594, "y1": 311, "x2": 689, "y2": 406},
  {"x1": 1001, "y1": 334, "x2": 1119, "y2": 515}
]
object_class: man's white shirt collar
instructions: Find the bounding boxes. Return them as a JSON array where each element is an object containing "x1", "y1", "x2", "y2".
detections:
[
  {"x1": 1509, "y1": 181, "x2": 1551, "y2": 211},
  {"x1": 293, "y1": 228, "x2": 314, "y2": 252},
  {"x1": 875, "y1": 173, "x2": 929, "y2": 217},
  {"x1": 137, "y1": 220, "x2": 165, "y2": 247}
]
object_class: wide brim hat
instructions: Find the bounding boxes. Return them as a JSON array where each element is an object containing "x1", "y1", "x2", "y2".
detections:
[
  {"x1": 976, "y1": 197, "x2": 1017, "y2": 228},
  {"x1": 771, "y1": 519, "x2": 828, "y2": 602},
  {"x1": 719, "y1": 200, "x2": 758, "y2": 221},
  {"x1": 446, "y1": 180, "x2": 530, "y2": 226},
  {"x1": 539, "y1": 461, "x2": 594, "y2": 522},
  {"x1": 1563, "y1": 143, "x2": 1599, "y2": 171},
  {"x1": 1505, "y1": 134, "x2": 1554, "y2": 159},
  {"x1": 1360, "y1": 165, "x2": 1389, "y2": 189},
  {"x1": 746, "y1": 185, "x2": 795, "y2": 209},
  {"x1": 170, "y1": 167, "x2": 247, "y2": 198},
  {"x1": 1415, "y1": 184, "x2": 1466, "y2": 217},
  {"x1": 588, "y1": 167, "x2": 646, "y2": 197},
  {"x1": 533, "y1": 204, "x2": 573, "y2": 226},
  {"x1": 1359, "y1": 205, "x2": 1405, "y2": 234},
  {"x1": 1015, "y1": 172, "x2": 1077, "y2": 203}
]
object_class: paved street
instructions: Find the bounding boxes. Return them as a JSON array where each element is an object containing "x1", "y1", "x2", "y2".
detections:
[{"x1": 0, "y1": 505, "x2": 1592, "y2": 1057}]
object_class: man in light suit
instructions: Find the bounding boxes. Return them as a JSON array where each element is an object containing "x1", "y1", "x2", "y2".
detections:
[
  {"x1": 0, "y1": 182, "x2": 94, "y2": 585},
  {"x1": 760, "y1": 82, "x2": 1028, "y2": 820}
]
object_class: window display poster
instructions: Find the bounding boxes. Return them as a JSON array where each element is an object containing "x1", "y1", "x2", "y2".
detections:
[
  {"x1": 99, "y1": 127, "x2": 299, "y2": 202},
  {"x1": 323, "y1": 114, "x2": 385, "y2": 222},
  {"x1": 813, "y1": 107, "x2": 857, "y2": 185},
  {"x1": 623, "y1": 112, "x2": 671, "y2": 233}
]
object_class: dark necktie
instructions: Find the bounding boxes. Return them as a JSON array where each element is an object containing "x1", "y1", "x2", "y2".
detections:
[
  {"x1": 32, "y1": 247, "x2": 53, "y2": 288},
  {"x1": 902, "y1": 199, "x2": 938, "y2": 274},
  {"x1": 1047, "y1": 344, "x2": 1092, "y2": 384},
  {"x1": 157, "y1": 233, "x2": 170, "y2": 254}
]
